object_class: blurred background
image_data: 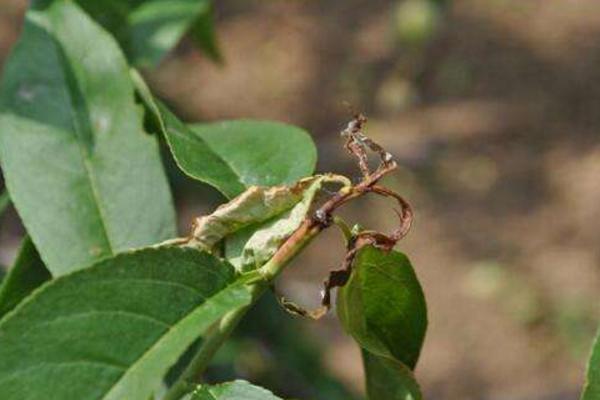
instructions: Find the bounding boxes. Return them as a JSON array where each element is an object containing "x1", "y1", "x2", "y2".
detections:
[{"x1": 1, "y1": 0, "x2": 600, "y2": 399}]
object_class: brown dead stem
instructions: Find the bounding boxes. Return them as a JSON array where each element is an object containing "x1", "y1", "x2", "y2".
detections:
[{"x1": 275, "y1": 113, "x2": 414, "y2": 320}]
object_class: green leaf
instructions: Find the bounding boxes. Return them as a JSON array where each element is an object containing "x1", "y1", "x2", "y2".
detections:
[
  {"x1": 0, "y1": 246, "x2": 252, "y2": 400},
  {"x1": 0, "y1": 237, "x2": 51, "y2": 319},
  {"x1": 127, "y1": 0, "x2": 211, "y2": 66},
  {"x1": 191, "y1": 121, "x2": 317, "y2": 196},
  {"x1": 130, "y1": 71, "x2": 317, "y2": 198},
  {"x1": 75, "y1": 0, "x2": 213, "y2": 66},
  {"x1": 189, "y1": 2, "x2": 222, "y2": 64},
  {"x1": 337, "y1": 246, "x2": 427, "y2": 400},
  {"x1": 337, "y1": 246, "x2": 427, "y2": 369},
  {"x1": 191, "y1": 380, "x2": 283, "y2": 400},
  {"x1": 362, "y1": 351, "x2": 422, "y2": 400},
  {"x1": 0, "y1": 1, "x2": 176, "y2": 275},
  {"x1": 582, "y1": 330, "x2": 600, "y2": 400}
]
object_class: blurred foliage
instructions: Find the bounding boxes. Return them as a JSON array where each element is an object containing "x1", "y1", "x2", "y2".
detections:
[
  {"x1": 553, "y1": 299, "x2": 599, "y2": 359},
  {"x1": 38, "y1": 0, "x2": 221, "y2": 66},
  {"x1": 0, "y1": 192, "x2": 9, "y2": 218},
  {"x1": 464, "y1": 261, "x2": 544, "y2": 326}
]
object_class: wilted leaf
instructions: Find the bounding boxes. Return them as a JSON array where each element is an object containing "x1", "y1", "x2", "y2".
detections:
[
  {"x1": 0, "y1": 247, "x2": 252, "y2": 400},
  {"x1": 0, "y1": 237, "x2": 51, "y2": 318},
  {"x1": 0, "y1": 1, "x2": 176, "y2": 275},
  {"x1": 337, "y1": 246, "x2": 427, "y2": 369},
  {"x1": 362, "y1": 351, "x2": 422, "y2": 400},
  {"x1": 191, "y1": 380, "x2": 283, "y2": 400},
  {"x1": 76, "y1": 0, "x2": 214, "y2": 66},
  {"x1": 188, "y1": 179, "x2": 314, "y2": 253},
  {"x1": 226, "y1": 174, "x2": 350, "y2": 272},
  {"x1": 130, "y1": 71, "x2": 317, "y2": 199},
  {"x1": 582, "y1": 330, "x2": 600, "y2": 400}
]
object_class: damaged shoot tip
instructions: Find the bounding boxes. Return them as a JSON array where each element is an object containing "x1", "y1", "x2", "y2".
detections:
[
  {"x1": 169, "y1": 113, "x2": 413, "y2": 321},
  {"x1": 276, "y1": 113, "x2": 414, "y2": 320}
]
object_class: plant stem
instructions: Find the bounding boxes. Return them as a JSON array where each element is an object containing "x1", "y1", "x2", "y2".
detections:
[
  {"x1": 162, "y1": 286, "x2": 262, "y2": 400},
  {"x1": 163, "y1": 148, "x2": 403, "y2": 400},
  {"x1": 162, "y1": 223, "x2": 322, "y2": 400},
  {"x1": 258, "y1": 220, "x2": 321, "y2": 281}
]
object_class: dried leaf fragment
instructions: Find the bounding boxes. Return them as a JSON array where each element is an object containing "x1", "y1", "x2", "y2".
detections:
[{"x1": 186, "y1": 175, "x2": 351, "y2": 258}]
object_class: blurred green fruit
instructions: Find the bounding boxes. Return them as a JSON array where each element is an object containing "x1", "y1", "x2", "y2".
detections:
[{"x1": 393, "y1": 0, "x2": 441, "y2": 46}]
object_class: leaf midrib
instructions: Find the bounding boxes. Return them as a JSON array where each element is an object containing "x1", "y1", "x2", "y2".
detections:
[
  {"x1": 167, "y1": 119, "x2": 245, "y2": 197},
  {"x1": 100, "y1": 283, "x2": 246, "y2": 400},
  {"x1": 197, "y1": 131, "x2": 246, "y2": 189},
  {"x1": 51, "y1": 14, "x2": 115, "y2": 256},
  {"x1": 364, "y1": 259, "x2": 425, "y2": 366}
]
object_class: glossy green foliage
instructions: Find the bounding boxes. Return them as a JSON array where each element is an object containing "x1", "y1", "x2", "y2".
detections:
[
  {"x1": 145, "y1": 104, "x2": 316, "y2": 197},
  {"x1": 73, "y1": 0, "x2": 219, "y2": 66},
  {"x1": 191, "y1": 121, "x2": 317, "y2": 196},
  {"x1": 0, "y1": 247, "x2": 252, "y2": 400},
  {"x1": 192, "y1": 380, "x2": 283, "y2": 400},
  {"x1": 363, "y1": 351, "x2": 422, "y2": 400},
  {"x1": 131, "y1": 71, "x2": 317, "y2": 199},
  {"x1": 0, "y1": 237, "x2": 50, "y2": 318},
  {"x1": 582, "y1": 331, "x2": 600, "y2": 400},
  {"x1": 337, "y1": 247, "x2": 427, "y2": 368},
  {"x1": 337, "y1": 246, "x2": 427, "y2": 399},
  {"x1": 0, "y1": 1, "x2": 176, "y2": 275}
]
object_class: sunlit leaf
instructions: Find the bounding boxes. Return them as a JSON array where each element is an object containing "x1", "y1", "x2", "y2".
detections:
[
  {"x1": 582, "y1": 330, "x2": 600, "y2": 400},
  {"x1": 337, "y1": 246, "x2": 427, "y2": 399},
  {"x1": 0, "y1": 1, "x2": 176, "y2": 275},
  {"x1": 337, "y1": 246, "x2": 427, "y2": 368},
  {"x1": 130, "y1": 70, "x2": 317, "y2": 199},
  {"x1": 0, "y1": 247, "x2": 252, "y2": 400},
  {"x1": 191, "y1": 121, "x2": 317, "y2": 196}
]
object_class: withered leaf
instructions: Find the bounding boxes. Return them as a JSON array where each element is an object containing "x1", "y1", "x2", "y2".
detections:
[{"x1": 187, "y1": 175, "x2": 350, "y2": 271}]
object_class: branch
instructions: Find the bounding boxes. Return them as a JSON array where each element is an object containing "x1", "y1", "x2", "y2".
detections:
[{"x1": 163, "y1": 113, "x2": 412, "y2": 399}]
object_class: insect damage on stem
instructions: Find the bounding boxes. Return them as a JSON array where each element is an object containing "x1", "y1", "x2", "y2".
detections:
[
  {"x1": 276, "y1": 113, "x2": 414, "y2": 320},
  {"x1": 341, "y1": 112, "x2": 395, "y2": 178},
  {"x1": 165, "y1": 112, "x2": 414, "y2": 320}
]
